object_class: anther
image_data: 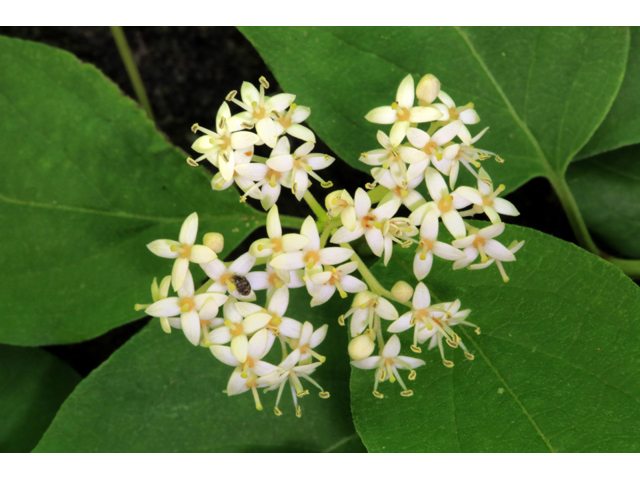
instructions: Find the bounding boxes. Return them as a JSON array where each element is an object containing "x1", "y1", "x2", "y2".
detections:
[
  {"x1": 297, "y1": 389, "x2": 309, "y2": 398},
  {"x1": 373, "y1": 391, "x2": 384, "y2": 399},
  {"x1": 191, "y1": 123, "x2": 199, "y2": 133},
  {"x1": 443, "y1": 360, "x2": 454, "y2": 368},
  {"x1": 259, "y1": 76, "x2": 270, "y2": 89},
  {"x1": 321, "y1": 181, "x2": 333, "y2": 188},
  {"x1": 186, "y1": 157, "x2": 199, "y2": 167},
  {"x1": 495, "y1": 155, "x2": 505, "y2": 163},
  {"x1": 475, "y1": 327, "x2": 481, "y2": 335},
  {"x1": 410, "y1": 345, "x2": 422, "y2": 353},
  {"x1": 218, "y1": 116, "x2": 226, "y2": 130},
  {"x1": 408, "y1": 370, "x2": 417, "y2": 381},
  {"x1": 319, "y1": 391, "x2": 330, "y2": 399},
  {"x1": 464, "y1": 352, "x2": 475, "y2": 360},
  {"x1": 225, "y1": 90, "x2": 237, "y2": 101},
  {"x1": 274, "y1": 407, "x2": 282, "y2": 416},
  {"x1": 296, "y1": 405, "x2": 302, "y2": 418},
  {"x1": 338, "y1": 315, "x2": 345, "y2": 326},
  {"x1": 400, "y1": 390, "x2": 414, "y2": 397},
  {"x1": 241, "y1": 121, "x2": 253, "y2": 129}
]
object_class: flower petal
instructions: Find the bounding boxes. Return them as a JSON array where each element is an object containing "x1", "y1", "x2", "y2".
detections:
[
  {"x1": 365, "y1": 106, "x2": 397, "y2": 124},
  {"x1": 181, "y1": 310, "x2": 201, "y2": 346},
  {"x1": 381, "y1": 334, "x2": 401, "y2": 358},
  {"x1": 179, "y1": 212, "x2": 199, "y2": 245},
  {"x1": 147, "y1": 239, "x2": 179, "y2": 259}
]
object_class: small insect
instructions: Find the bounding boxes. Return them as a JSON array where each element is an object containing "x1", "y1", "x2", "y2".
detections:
[{"x1": 231, "y1": 274, "x2": 252, "y2": 296}]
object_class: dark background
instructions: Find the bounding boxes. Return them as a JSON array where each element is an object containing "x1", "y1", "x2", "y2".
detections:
[{"x1": 0, "y1": 27, "x2": 577, "y2": 376}]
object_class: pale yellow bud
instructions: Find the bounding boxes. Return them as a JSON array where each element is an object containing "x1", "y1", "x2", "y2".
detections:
[
  {"x1": 249, "y1": 238, "x2": 272, "y2": 258},
  {"x1": 348, "y1": 333, "x2": 376, "y2": 361},
  {"x1": 391, "y1": 280, "x2": 413, "y2": 303},
  {"x1": 203, "y1": 232, "x2": 224, "y2": 254},
  {"x1": 416, "y1": 74, "x2": 440, "y2": 105},
  {"x1": 325, "y1": 190, "x2": 344, "y2": 212}
]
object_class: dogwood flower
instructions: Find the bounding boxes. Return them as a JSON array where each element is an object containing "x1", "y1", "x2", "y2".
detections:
[
  {"x1": 373, "y1": 168, "x2": 426, "y2": 211},
  {"x1": 380, "y1": 216, "x2": 419, "y2": 265},
  {"x1": 273, "y1": 103, "x2": 316, "y2": 143},
  {"x1": 404, "y1": 122, "x2": 462, "y2": 181},
  {"x1": 417, "y1": 299, "x2": 479, "y2": 367},
  {"x1": 270, "y1": 216, "x2": 353, "y2": 272},
  {"x1": 469, "y1": 240, "x2": 525, "y2": 282},
  {"x1": 208, "y1": 299, "x2": 273, "y2": 363},
  {"x1": 365, "y1": 74, "x2": 443, "y2": 145},
  {"x1": 190, "y1": 102, "x2": 260, "y2": 181},
  {"x1": 257, "y1": 348, "x2": 328, "y2": 417},
  {"x1": 359, "y1": 130, "x2": 426, "y2": 188},
  {"x1": 387, "y1": 282, "x2": 448, "y2": 353},
  {"x1": 234, "y1": 287, "x2": 302, "y2": 340},
  {"x1": 250, "y1": 205, "x2": 309, "y2": 259},
  {"x1": 307, "y1": 262, "x2": 367, "y2": 306},
  {"x1": 147, "y1": 212, "x2": 217, "y2": 291},
  {"x1": 433, "y1": 91, "x2": 480, "y2": 144},
  {"x1": 434, "y1": 127, "x2": 492, "y2": 188},
  {"x1": 266, "y1": 141, "x2": 335, "y2": 200},
  {"x1": 452, "y1": 222, "x2": 515, "y2": 269},
  {"x1": 330, "y1": 189, "x2": 401, "y2": 258},
  {"x1": 412, "y1": 210, "x2": 466, "y2": 279},
  {"x1": 226, "y1": 77, "x2": 295, "y2": 148},
  {"x1": 145, "y1": 271, "x2": 228, "y2": 346},
  {"x1": 214, "y1": 329, "x2": 278, "y2": 410},
  {"x1": 339, "y1": 290, "x2": 399, "y2": 337},
  {"x1": 202, "y1": 252, "x2": 257, "y2": 300},
  {"x1": 415, "y1": 73, "x2": 440, "y2": 106},
  {"x1": 245, "y1": 264, "x2": 305, "y2": 298},
  {"x1": 325, "y1": 190, "x2": 356, "y2": 231},
  {"x1": 135, "y1": 276, "x2": 178, "y2": 334},
  {"x1": 239, "y1": 137, "x2": 292, "y2": 210},
  {"x1": 409, "y1": 168, "x2": 471, "y2": 239},
  {"x1": 210, "y1": 147, "x2": 265, "y2": 197},
  {"x1": 287, "y1": 321, "x2": 328, "y2": 364},
  {"x1": 455, "y1": 168, "x2": 519, "y2": 224},
  {"x1": 351, "y1": 335, "x2": 425, "y2": 398}
]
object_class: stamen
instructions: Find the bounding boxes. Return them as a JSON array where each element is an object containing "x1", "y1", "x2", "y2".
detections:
[
  {"x1": 186, "y1": 157, "x2": 199, "y2": 167},
  {"x1": 408, "y1": 370, "x2": 417, "y2": 381},
  {"x1": 134, "y1": 303, "x2": 150, "y2": 311},
  {"x1": 191, "y1": 123, "x2": 199, "y2": 133},
  {"x1": 401, "y1": 390, "x2": 414, "y2": 397},
  {"x1": 259, "y1": 76, "x2": 270, "y2": 89},
  {"x1": 373, "y1": 391, "x2": 384, "y2": 399},
  {"x1": 338, "y1": 315, "x2": 345, "y2": 326},
  {"x1": 225, "y1": 91, "x2": 237, "y2": 101},
  {"x1": 251, "y1": 385, "x2": 263, "y2": 411}
]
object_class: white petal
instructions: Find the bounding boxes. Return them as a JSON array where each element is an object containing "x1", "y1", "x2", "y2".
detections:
[
  {"x1": 365, "y1": 106, "x2": 397, "y2": 124},
  {"x1": 413, "y1": 250, "x2": 434, "y2": 280},
  {"x1": 456, "y1": 186, "x2": 483, "y2": 205},
  {"x1": 376, "y1": 298, "x2": 398, "y2": 320},
  {"x1": 459, "y1": 108, "x2": 480, "y2": 124},
  {"x1": 484, "y1": 239, "x2": 516, "y2": 262},
  {"x1": 311, "y1": 284, "x2": 336, "y2": 306},
  {"x1": 240, "y1": 81, "x2": 259, "y2": 105},
  {"x1": 420, "y1": 209, "x2": 440, "y2": 240},
  {"x1": 318, "y1": 247, "x2": 354, "y2": 265},
  {"x1": 260, "y1": 182, "x2": 281, "y2": 210},
  {"x1": 406, "y1": 127, "x2": 430, "y2": 149},
  {"x1": 301, "y1": 216, "x2": 320, "y2": 250},
  {"x1": 409, "y1": 106, "x2": 443, "y2": 123},
  {"x1": 432, "y1": 120, "x2": 462, "y2": 145},
  {"x1": 230, "y1": 131, "x2": 260, "y2": 149},
  {"x1": 243, "y1": 312, "x2": 272, "y2": 334},
  {"x1": 201, "y1": 259, "x2": 226, "y2": 281},
  {"x1": 341, "y1": 275, "x2": 368, "y2": 293},
  {"x1": 172, "y1": 258, "x2": 190, "y2": 292},
  {"x1": 479, "y1": 222, "x2": 505, "y2": 239},
  {"x1": 389, "y1": 121, "x2": 410, "y2": 146},
  {"x1": 179, "y1": 213, "x2": 199, "y2": 246},
  {"x1": 280, "y1": 317, "x2": 302, "y2": 339},
  {"x1": 299, "y1": 322, "x2": 314, "y2": 345},
  {"x1": 256, "y1": 118, "x2": 278, "y2": 148},
  {"x1": 229, "y1": 252, "x2": 255, "y2": 275},
  {"x1": 266, "y1": 154, "x2": 294, "y2": 173},
  {"x1": 181, "y1": 310, "x2": 201, "y2": 346},
  {"x1": 396, "y1": 356, "x2": 426, "y2": 369},
  {"x1": 234, "y1": 302, "x2": 262, "y2": 318},
  {"x1": 310, "y1": 324, "x2": 329, "y2": 347},
  {"x1": 382, "y1": 335, "x2": 401, "y2": 358},
  {"x1": 441, "y1": 210, "x2": 466, "y2": 239},
  {"x1": 354, "y1": 188, "x2": 372, "y2": 218},
  {"x1": 364, "y1": 228, "x2": 384, "y2": 257},
  {"x1": 266, "y1": 205, "x2": 282, "y2": 238},
  {"x1": 437, "y1": 91, "x2": 455, "y2": 109},
  {"x1": 209, "y1": 326, "x2": 232, "y2": 345},
  {"x1": 210, "y1": 345, "x2": 240, "y2": 367},
  {"x1": 230, "y1": 335, "x2": 249, "y2": 363},
  {"x1": 493, "y1": 198, "x2": 520, "y2": 216},
  {"x1": 287, "y1": 124, "x2": 316, "y2": 143},
  {"x1": 424, "y1": 167, "x2": 448, "y2": 201},
  {"x1": 248, "y1": 328, "x2": 270, "y2": 360},
  {"x1": 387, "y1": 312, "x2": 413, "y2": 333},
  {"x1": 146, "y1": 297, "x2": 181, "y2": 318},
  {"x1": 351, "y1": 357, "x2": 381, "y2": 370},
  {"x1": 433, "y1": 241, "x2": 466, "y2": 261},
  {"x1": 396, "y1": 74, "x2": 415, "y2": 108},
  {"x1": 147, "y1": 239, "x2": 179, "y2": 259},
  {"x1": 266, "y1": 93, "x2": 296, "y2": 113},
  {"x1": 270, "y1": 251, "x2": 305, "y2": 270},
  {"x1": 190, "y1": 245, "x2": 216, "y2": 264},
  {"x1": 330, "y1": 225, "x2": 364, "y2": 244}
]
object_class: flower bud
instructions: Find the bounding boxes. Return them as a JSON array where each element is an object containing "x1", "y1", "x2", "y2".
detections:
[
  {"x1": 203, "y1": 232, "x2": 224, "y2": 254},
  {"x1": 391, "y1": 280, "x2": 413, "y2": 303},
  {"x1": 325, "y1": 190, "x2": 344, "y2": 213},
  {"x1": 249, "y1": 238, "x2": 272, "y2": 258},
  {"x1": 416, "y1": 74, "x2": 440, "y2": 105},
  {"x1": 348, "y1": 333, "x2": 376, "y2": 361}
]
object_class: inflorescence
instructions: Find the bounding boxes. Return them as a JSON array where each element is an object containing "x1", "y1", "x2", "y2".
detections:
[{"x1": 135, "y1": 74, "x2": 522, "y2": 414}]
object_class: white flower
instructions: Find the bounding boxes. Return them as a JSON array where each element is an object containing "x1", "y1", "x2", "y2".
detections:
[
  {"x1": 213, "y1": 329, "x2": 278, "y2": 411},
  {"x1": 190, "y1": 102, "x2": 260, "y2": 181},
  {"x1": 147, "y1": 212, "x2": 217, "y2": 291},
  {"x1": 239, "y1": 137, "x2": 292, "y2": 210},
  {"x1": 351, "y1": 335, "x2": 425, "y2": 398},
  {"x1": 270, "y1": 216, "x2": 353, "y2": 272},
  {"x1": 202, "y1": 252, "x2": 257, "y2": 300},
  {"x1": 245, "y1": 264, "x2": 305, "y2": 298},
  {"x1": 208, "y1": 298, "x2": 273, "y2": 363},
  {"x1": 340, "y1": 290, "x2": 399, "y2": 337},
  {"x1": 387, "y1": 282, "x2": 448, "y2": 353},
  {"x1": 249, "y1": 205, "x2": 309, "y2": 258},
  {"x1": 234, "y1": 287, "x2": 302, "y2": 340},
  {"x1": 469, "y1": 239, "x2": 525, "y2": 282},
  {"x1": 365, "y1": 74, "x2": 443, "y2": 145},
  {"x1": 287, "y1": 321, "x2": 328, "y2": 363},
  {"x1": 433, "y1": 90, "x2": 480, "y2": 144},
  {"x1": 266, "y1": 141, "x2": 335, "y2": 200},
  {"x1": 325, "y1": 190, "x2": 357, "y2": 231},
  {"x1": 380, "y1": 216, "x2": 419, "y2": 266},
  {"x1": 273, "y1": 103, "x2": 316, "y2": 143},
  {"x1": 135, "y1": 276, "x2": 179, "y2": 334},
  {"x1": 409, "y1": 168, "x2": 471, "y2": 239},
  {"x1": 412, "y1": 210, "x2": 466, "y2": 280},
  {"x1": 257, "y1": 348, "x2": 328, "y2": 417},
  {"x1": 307, "y1": 262, "x2": 367, "y2": 306},
  {"x1": 404, "y1": 123, "x2": 462, "y2": 181},
  {"x1": 359, "y1": 130, "x2": 426, "y2": 188},
  {"x1": 435, "y1": 127, "x2": 492, "y2": 189},
  {"x1": 145, "y1": 271, "x2": 228, "y2": 346},
  {"x1": 373, "y1": 168, "x2": 426, "y2": 211},
  {"x1": 226, "y1": 77, "x2": 295, "y2": 148},
  {"x1": 417, "y1": 299, "x2": 479, "y2": 367},
  {"x1": 452, "y1": 222, "x2": 516, "y2": 269},
  {"x1": 455, "y1": 168, "x2": 519, "y2": 224},
  {"x1": 330, "y1": 189, "x2": 402, "y2": 258},
  {"x1": 210, "y1": 146, "x2": 265, "y2": 197}
]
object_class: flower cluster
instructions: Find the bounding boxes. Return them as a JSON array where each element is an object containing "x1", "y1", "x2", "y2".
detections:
[{"x1": 135, "y1": 73, "x2": 523, "y2": 411}]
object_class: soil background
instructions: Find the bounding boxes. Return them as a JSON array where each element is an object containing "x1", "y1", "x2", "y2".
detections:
[{"x1": 0, "y1": 27, "x2": 581, "y2": 376}]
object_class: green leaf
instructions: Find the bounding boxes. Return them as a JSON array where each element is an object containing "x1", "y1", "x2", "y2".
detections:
[
  {"x1": 241, "y1": 26, "x2": 628, "y2": 192},
  {"x1": 33, "y1": 290, "x2": 365, "y2": 453},
  {"x1": 0, "y1": 345, "x2": 80, "y2": 452},
  {"x1": 568, "y1": 144, "x2": 640, "y2": 258},
  {"x1": 350, "y1": 224, "x2": 640, "y2": 452},
  {"x1": 0, "y1": 36, "x2": 265, "y2": 346},
  {"x1": 576, "y1": 27, "x2": 640, "y2": 160}
]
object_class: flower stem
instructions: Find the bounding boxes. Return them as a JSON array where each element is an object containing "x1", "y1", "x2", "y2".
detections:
[
  {"x1": 302, "y1": 191, "x2": 328, "y2": 222},
  {"x1": 110, "y1": 26, "x2": 155, "y2": 122},
  {"x1": 549, "y1": 172, "x2": 640, "y2": 278}
]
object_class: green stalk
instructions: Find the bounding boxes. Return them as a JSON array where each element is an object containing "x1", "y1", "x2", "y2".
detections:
[{"x1": 110, "y1": 26, "x2": 155, "y2": 122}]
